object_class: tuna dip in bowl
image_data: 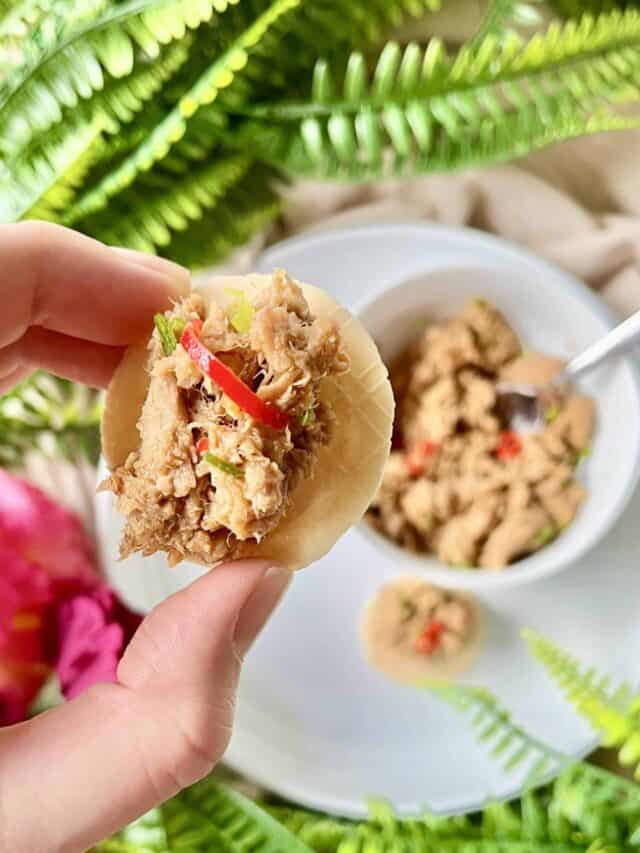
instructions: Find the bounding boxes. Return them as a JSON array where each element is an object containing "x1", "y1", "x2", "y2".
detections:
[{"x1": 365, "y1": 297, "x2": 595, "y2": 572}]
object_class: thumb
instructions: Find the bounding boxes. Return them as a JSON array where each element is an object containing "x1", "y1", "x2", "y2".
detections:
[
  {"x1": 117, "y1": 559, "x2": 291, "y2": 792},
  {"x1": 0, "y1": 560, "x2": 290, "y2": 853},
  {"x1": 118, "y1": 559, "x2": 291, "y2": 690}
]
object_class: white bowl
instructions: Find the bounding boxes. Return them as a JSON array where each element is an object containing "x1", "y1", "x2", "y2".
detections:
[{"x1": 355, "y1": 261, "x2": 640, "y2": 590}]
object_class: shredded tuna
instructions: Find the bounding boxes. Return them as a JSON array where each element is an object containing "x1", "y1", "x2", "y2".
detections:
[{"x1": 102, "y1": 271, "x2": 348, "y2": 566}]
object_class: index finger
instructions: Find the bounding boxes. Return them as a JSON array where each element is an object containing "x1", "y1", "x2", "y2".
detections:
[{"x1": 0, "y1": 222, "x2": 190, "y2": 349}]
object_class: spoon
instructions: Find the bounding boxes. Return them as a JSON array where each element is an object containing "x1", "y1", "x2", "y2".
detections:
[{"x1": 496, "y1": 307, "x2": 640, "y2": 434}]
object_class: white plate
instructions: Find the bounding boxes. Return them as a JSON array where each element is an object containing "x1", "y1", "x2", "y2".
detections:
[{"x1": 96, "y1": 224, "x2": 640, "y2": 818}]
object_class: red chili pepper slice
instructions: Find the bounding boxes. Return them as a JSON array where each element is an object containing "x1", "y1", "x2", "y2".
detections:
[
  {"x1": 495, "y1": 431, "x2": 522, "y2": 460},
  {"x1": 415, "y1": 620, "x2": 445, "y2": 655},
  {"x1": 196, "y1": 436, "x2": 210, "y2": 454},
  {"x1": 406, "y1": 440, "x2": 439, "y2": 476},
  {"x1": 180, "y1": 324, "x2": 291, "y2": 431}
]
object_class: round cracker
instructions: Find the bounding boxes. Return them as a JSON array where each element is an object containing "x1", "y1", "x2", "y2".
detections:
[{"x1": 102, "y1": 274, "x2": 394, "y2": 570}]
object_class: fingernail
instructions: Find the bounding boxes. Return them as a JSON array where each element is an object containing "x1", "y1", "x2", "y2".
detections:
[
  {"x1": 112, "y1": 247, "x2": 191, "y2": 296},
  {"x1": 234, "y1": 565, "x2": 292, "y2": 656}
]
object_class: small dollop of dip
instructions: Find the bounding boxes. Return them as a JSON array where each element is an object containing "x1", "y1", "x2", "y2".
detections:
[{"x1": 361, "y1": 576, "x2": 483, "y2": 685}]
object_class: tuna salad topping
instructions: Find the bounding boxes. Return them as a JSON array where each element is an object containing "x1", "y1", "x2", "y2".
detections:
[
  {"x1": 366, "y1": 299, "x2": 595, "y2": 569},
  {"x1": 102, "y1": 270, "x2": 349, "y2": 566}
]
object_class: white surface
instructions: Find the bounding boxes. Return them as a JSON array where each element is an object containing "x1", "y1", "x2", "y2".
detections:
[{"x1": 96, "y1": 224, "x2": 640, "y2": 818}]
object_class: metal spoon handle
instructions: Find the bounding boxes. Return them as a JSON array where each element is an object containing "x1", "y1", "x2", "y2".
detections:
[{"x1": 564, "y1": 307, "x2": 640, "y2": 382}]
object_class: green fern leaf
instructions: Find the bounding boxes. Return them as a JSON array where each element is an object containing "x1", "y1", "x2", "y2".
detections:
[
  {"x1": 270, "y1": 789, "x2": 640, "y2": 852},
  {"x1": 237, "y1": 0, "x2": 444, "y2": 82},
  {"x1": 266, "y1": 806, "x2": 352, "y2": 851},
  {"x1": 174, "y1": 776, "x2": 313, "y2": 853},
  {"x1": 525, "y1": 630, "x2": 640, "y2": 775},
  {"x1": 428, "y1": 678, "x2": 640, "y2": 809},
  {"x1": 426, "y1": 681, "x2": 567, "y2": 786},
  {"x1": 0, "y1": 0, "x2": 87, "y2": 79},
  {"x1": 0, "y1": 372, "x2": 102, "y2": 467},
  {"x1": 156, "y1": 108, "x2": 229, "y2": 174},
  {"x1": 550, "y1": 763, "x2": 640, "y2": 848},
  {"x1": 239, "y1": 11, "x2": 640, "y2": 179},
  {"x1": 78, "y1": 36, "x2": 193, "y2": 136},
  {"x1": 160, "y1": 167, "x2": 281, "y2": 269},
  {"x1": 58, "y1": 0, "x2": 445, "y2": 226},
  {"x1": 0, "y1": 0, "x2": 220, "y2": 159},
  {"x1": 470, "y1": 0, "x2": 543, "y2": 46},
  {"x1": 65, "y1": 0, "x2": 301, "y2": 226},
  {"x1": 549, "y1": 0, "x2": 640, "y2": 16},
  {"x1": 0, "y1": 117, "x2": 103, "y2": 223},
  {"x1": 100, "y1": 802, "x2": 237, "y2": 852},
  {"x1": 427, "y1": 661, "x2": 640, "y2": 848},
  {"x1": 0, "y1": 0, "x2": 55, "y2": 42},
  {"x1": 78, "y1": 153, "x2": 250, "y2": 253}
]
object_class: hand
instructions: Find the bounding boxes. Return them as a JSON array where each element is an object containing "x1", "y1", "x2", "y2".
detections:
[
  {"x1": 0, "y1": 561, "x2": 290, "y2": 853},
  {"x1": 0, "y1": 223, "x2": 292, "y2": 852},
  {"x1": 0, "y1": 220, "x2": 190, "y2": 393}
]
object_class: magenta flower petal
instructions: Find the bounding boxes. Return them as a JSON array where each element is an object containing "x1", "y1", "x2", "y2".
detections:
[
  {"x1": 54, "y1": 587, "x2": 142, "y2": 700},
  {"x1": 0, "y1": 471, "x2": 142, "y2": 722},
  {"x1": 0, "y1": 471, "x2": 97, "y2": 585}
]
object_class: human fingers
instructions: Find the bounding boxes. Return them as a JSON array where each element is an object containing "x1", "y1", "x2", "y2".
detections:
[
  {"x1": 0, "y1": 222, "x2": 190, "y2": 350},
  {"x1": 0, "y1": 327, "x2": 123, "y2": 389}
]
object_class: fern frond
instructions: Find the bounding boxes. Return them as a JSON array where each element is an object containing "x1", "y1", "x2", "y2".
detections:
[
  {"x1": 427, "y1": 681, "x2": 568, "y2": 786},
  {"x1": 65, "y1": 0, "x2": 300, "y2": 226},
  {"x1": 250, "y1": 101, "x2": 639, "y2": 181},
  {"x1": 525, "y1": 630, "x2": 640, "y2": 775},
  {"x1": 269, "y1": 797, "x2": 632, "y2": 853},
  {"x1": 240, "y1": 10, "x2": 640, "y2": 179},
  {"x1": 237, "y1": 0, "x2": 444, "y2": 86},
  {"x1": 102, "y1": 803, "x2": 236, "y2": 852},
  {"x1": 430, "y1": 678, "x2": 640, "y2": 805},
  {"x1": 470, "y1": 0, "x2": 543, "y2": 46},
  {"x1": 266, "y1": 805, "x2": 352, "y2": 851},
  {"x1": 0, "y1": 0, "x2": 55, "y2": 42},
  {"x1": 0, "y1": 0, "x2": 220, "y2": 159},
  {"x1": 59, "y1": 0, "x2": 445, "y2": 223},
  {"x1": 77, "y1": 36, "x2": 193, "y2": 136},
  {"x1": 0, "y1": 0, "x2": 86, "y2": 82},
  {"x1": 79, "y1": 154, "x2": 250, "y2": 254},
  {"x1": 549, "y1": 764, "x2": 640, "y2": 849},
  {"x1": 176, "y1": 776, "x2": 313, "y2": 853},
  {"x1": 548, "y1": 0, "x2": 638, "y2": 17},
  {"x1": 158, "y1": 108, "x2": 229, "y2": 173},
  {"x1": 160, "y1": 166, "x2": 281, "y2": 269},
  {"x1": 0, "y1": 372, "x2": 102, "y2": 467},
  {"x1": 0, "y1": 118, "x2": 102, "y2": 223},
  {"x1": 429, "y1": 679, "x2": 640, "y2": 849}
]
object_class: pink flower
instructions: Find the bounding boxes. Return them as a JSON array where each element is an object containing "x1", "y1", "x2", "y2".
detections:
[
  {"x1": 0, "y1": 470, "x2": 96, "y2": 585},
  {"x1": 0, "y1": 472, "x2": 142, "y2": 724},
  {"x1": 54, "y1": 587, "x2": 141, "y2": 700}
]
